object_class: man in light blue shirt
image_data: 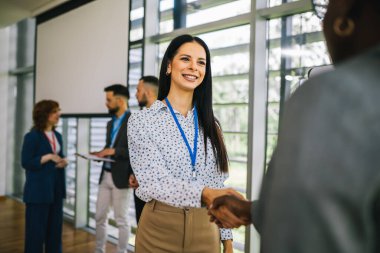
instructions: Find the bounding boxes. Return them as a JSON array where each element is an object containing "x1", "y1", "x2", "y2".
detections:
[{"x1": 92, "y1": 84, "x2": 133, "y2": 253}]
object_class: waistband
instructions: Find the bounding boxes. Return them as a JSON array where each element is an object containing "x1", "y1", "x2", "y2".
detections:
[{"x1": 147, "y1": 200, "x2": 205, "y2": 213}]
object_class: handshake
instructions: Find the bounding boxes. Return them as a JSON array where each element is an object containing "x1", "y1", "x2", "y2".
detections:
[{"x1": 203, "y1": 188, "x2": 253, "y2": 229}]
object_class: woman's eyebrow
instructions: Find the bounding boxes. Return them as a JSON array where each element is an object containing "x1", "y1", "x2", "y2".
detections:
[{"x1": 179, "y1": 54, "x2": 206, "y2": 61}]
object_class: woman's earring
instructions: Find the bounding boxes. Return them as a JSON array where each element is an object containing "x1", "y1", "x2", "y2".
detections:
[
  {"x1": 333, "y1": 17, "x2": 355, "y2": 37},
  {"x1": 166, "y1": 71, "x2": 170, "y2": 76}
]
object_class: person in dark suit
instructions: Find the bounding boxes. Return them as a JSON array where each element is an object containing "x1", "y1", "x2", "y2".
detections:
[
  {"x1": 91, "y1": 84, "x2": 133, "y2": 253},
  {"x1": 129, "y1": 75, "x2": 159, "y2": 224},
  {"x1": 209, "y1": 0, "x2": 380, "y2": 252},
  {"x1": 21, "y1": 100, "x2": 68, "y2": 253}
]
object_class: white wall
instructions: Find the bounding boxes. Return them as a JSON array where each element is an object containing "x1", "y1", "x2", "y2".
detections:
[{"x1": 35, "y1": 0, "x2": 130, "y2": 115}]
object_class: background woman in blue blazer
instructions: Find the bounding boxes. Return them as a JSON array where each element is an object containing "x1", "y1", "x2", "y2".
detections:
[{"x1": 21, "y1": 100, "x2": 68, "y2": 253}]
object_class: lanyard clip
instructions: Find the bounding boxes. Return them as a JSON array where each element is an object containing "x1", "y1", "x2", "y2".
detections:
[{"x1": 192, "y1": 170, "x2": 197, "y2": 181}]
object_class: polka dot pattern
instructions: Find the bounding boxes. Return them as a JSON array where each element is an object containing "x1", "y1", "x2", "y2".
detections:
[{"x1": 128, "y1": 100, "x2": 232, "y2": 240}]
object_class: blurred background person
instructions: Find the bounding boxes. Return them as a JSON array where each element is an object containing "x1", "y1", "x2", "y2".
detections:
[
  {"x1": 129, "y1": 75, "x2": 159, "y2": 224},
  {"x1": 91, "y1": 84, "x2": 133, "y2": 253},
  {"x1": 209, "y1": 0, "x2": 380, "y2": 252},
  {"x1": 21, "y1": 100, "x2": 68, "y2": 253},
  {"x1": 135, "y1": 75, "x2": 159, "y2": 109}
]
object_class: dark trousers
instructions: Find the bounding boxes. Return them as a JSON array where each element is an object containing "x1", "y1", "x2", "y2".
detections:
[
  {"x1": 134, "y1": 190, "x2": 146, "y2": 224},
  {"x1": 24, "y1": 200, "x2": 63, "y2": 253}
]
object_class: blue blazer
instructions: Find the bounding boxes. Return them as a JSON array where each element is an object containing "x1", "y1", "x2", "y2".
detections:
[{"x1": 21, "y1": 129, "x2": 66, "y2": 204}]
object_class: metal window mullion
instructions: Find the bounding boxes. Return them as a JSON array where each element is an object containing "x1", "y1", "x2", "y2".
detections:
[
  {"x1": 173, "y1": 0, "x2": 187, "y2": 29},
  {"x1": 268, "y1": 31, "x2": 324, "y2": 49},
  {"x1": 9, "y1": 66, "x2": 34, "y2": 75},
  {"x1": 148, "y1": 0, "x2": 313, "y2": 45},
  {"x1": 278, "y1": 15, "x2": 293, "y2": 121},
  {"x1": 160, "y1": 0, "x2": 239, "y2": 22},
  {"x1": 213, "y1": 102, "x2": 248, "y2": 106},
  {"x1": 149, "y1": 12, "x2": 252, "y2": 44},
  {"x1": 75, "y1": 118, "x2": 90, "y2": 228},
  {"x1": 127, "y1": 0, "x2": 137, "y2": 89},
  {"x1": 246, "y1": 0, "x2": 268, "y2": 252},
  {"x1": 223, "y1": 131, "x2": 248, "y2": 135},
  {"x1": 258, "y1": 0, "x2": 313, "y2": 19},
  {"x1": 143, "y1": 0, "x2": 159, "y2": 75}
]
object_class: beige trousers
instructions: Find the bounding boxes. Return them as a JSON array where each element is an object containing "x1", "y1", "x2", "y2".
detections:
[{"x1": 135, "y1": 200, "x2": 221, "y2": 253}]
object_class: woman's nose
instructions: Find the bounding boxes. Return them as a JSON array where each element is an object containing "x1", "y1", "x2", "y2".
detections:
[{"x1": 188, "y1": 60, "x2": 197, "y2": 71}]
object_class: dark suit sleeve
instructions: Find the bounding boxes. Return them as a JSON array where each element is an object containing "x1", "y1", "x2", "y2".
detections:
[
  {"x1": 113, "y1": 114, "x2": 131, "y2": 160},
  {"x1": 114, "y1": 146, "x2": 129, "y2": 159},
  {"x1": 21, "y1": 132, "x2": 43, "y2": 171},
  {"x1": 250, "y1": 200, "x2": 260, "y2": 232}
]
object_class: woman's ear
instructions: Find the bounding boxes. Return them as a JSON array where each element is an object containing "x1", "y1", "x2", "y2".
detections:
[{"x1": 166, "y1": 61, "x2": 172, "y2": 76}]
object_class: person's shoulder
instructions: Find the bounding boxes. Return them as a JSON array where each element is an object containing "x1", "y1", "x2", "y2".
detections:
[
  {"x1": 130, "y1": 100, "x2": 165, "y2": 122},
  {"x1": 146, "y1": 100, "x2": 166, "y2": 115},
  {"x1": 128, "y1": 110, "x2": 145, "y2": 128},
  {"x1": 25, "y1": 128, "x2": 39, "y2": 136},
  {"x1": 24, "y1": 128, "x2": 41, "y2": 141},
  {"x1": 337, "y1": 45, "x2": 380, "y2": 85},
  {"x1": 129, "y1": 110, "x2": 148, "y2": 127},
  {"x1": 325, "y1": 45, "x2": 379, "y2": 87},
  {"x1": 53, "y1": 129, "x2": 63, "y2": 138}
]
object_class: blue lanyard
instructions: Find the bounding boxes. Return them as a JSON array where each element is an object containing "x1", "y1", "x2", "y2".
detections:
[
  {"x1": 165, "y1": 98, "x2": 198, "y2": 179},
  {"x1": 110, "y1": 111, "x2": 127, "y2": 147}
]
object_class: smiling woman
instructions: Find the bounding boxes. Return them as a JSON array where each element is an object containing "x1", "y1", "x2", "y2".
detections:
[
  {"x1": 165, "y1": 41, "x2": 206, "y2": 95},
  {"x1": 127, "y1": 34, "x2": 242, "y2": 253}
]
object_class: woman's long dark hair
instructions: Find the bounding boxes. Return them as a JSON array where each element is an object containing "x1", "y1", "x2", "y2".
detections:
[{"x1": 157, "y1": 34, "x2": 228, "y2": 173}]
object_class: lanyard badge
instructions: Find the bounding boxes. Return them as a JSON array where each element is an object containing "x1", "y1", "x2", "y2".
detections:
[{"x1": 165, "y1": 98, "x2": 198, "y2": 180}]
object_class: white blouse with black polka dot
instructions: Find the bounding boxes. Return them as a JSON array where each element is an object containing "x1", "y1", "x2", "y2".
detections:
[{"x1": 127, "y1": 100, "x2": 233, "y2": 240}]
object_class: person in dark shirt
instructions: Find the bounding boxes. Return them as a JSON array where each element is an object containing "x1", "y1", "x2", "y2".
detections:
[{"x1": 209, "y1": 0, "x2": 380, "y2": 252}]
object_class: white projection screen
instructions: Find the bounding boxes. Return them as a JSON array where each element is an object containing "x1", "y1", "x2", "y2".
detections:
[{"x1": 35, "y1": 0, "x2": 129, "y2": 115}]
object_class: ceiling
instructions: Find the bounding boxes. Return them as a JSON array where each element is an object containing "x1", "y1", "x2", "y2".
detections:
[{"x1": 0, "y1": 0, "x2": 69, "y2": 28}]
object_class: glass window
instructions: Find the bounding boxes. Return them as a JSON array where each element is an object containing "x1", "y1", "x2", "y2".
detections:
[
  {"x1": 128, "y1": 0, "x2": 145, "y2": 109},
  {"x1": 265, "y1": 11, "x2": 330, "y2": 164},
  {"x1": 186, "y1": 0, "x2": 250, "y2": 27},
  {"x1": 87, "y1": 118, "x2": 137, "y2": 246},
  {"x1": 159, "y1": 0, "x2": 250, "y2": 34},
  {"x1": 88, "y1": 118, "x2": 110, "y2": 227},
  {"x1": 56, "y1": 118, "x2": 78, "y2": 218},
  {"x1": 130, "y1": 0, "x2": 144, "y2": 41},
  {"x1": 160, "y1": 0, "x2": 174, "y2": 34},
  {"x1": 128, "y1": 46, "x2": 143, "y2": 107}
]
